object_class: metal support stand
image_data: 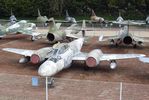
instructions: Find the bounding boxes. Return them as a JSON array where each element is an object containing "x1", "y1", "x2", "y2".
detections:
[
  {"x1": 45, "y1": 77, "x2": 54, "y2": 100},
  {"x1": 46, "y1": 77, "x2": 48, "y2": 100},
  {"x1": 119, "y1": 82, "x2": 123, "y2": 100}
]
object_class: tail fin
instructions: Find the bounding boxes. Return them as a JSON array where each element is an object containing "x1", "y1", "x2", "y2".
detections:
[
  {"x1": 91, "y1": 9, "x2": 96, "y2": 16},
  {"x1": 82, "y1": 20, "x2": 86, "y2": 37},
  {"x1": 66, "y1": 10, "x2": 69, "y2": 17},
  {"x1": 37, "y1": 9, "x2": 41, "y2": 17},
  {"x1": 48, "y1": 17, "x2": 61, "y2": 31}
]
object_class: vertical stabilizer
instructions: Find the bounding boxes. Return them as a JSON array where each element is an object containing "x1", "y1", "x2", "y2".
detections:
[
  {"x1": 66, "y1": 10, "x2": 69, "y2": 17},
  {"x1": 48, "y1": 17, "x2": 57, "y2": 31},
  {"x1": 91, "y1": 9, "x2": 96, "y2": 16},
  {"x1": 82, "y1": 20, "x2": 86, "y2": 37},
  {"x1": 38, "y1": 9, "x2": 41, "y2": 17}
]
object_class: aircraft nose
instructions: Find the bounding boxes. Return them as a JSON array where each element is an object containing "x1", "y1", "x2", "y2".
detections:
[{"x1": 38, "y1": 61, "x2": 56, "y2": 77}]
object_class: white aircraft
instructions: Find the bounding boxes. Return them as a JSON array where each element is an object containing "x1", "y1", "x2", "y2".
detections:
[
  {"x1": 0, "y1": 20, "x2": 38, "y2": 40},
  {"x1": 99, "y1": 26, "x2": 149, "y2": 47},
  {"x1": 2, "y1": 38, "x2": 145, "y2": 85}
]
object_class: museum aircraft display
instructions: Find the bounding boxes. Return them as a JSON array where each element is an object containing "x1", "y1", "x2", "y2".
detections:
[
  {"x1": 32, "y1": 17, "x2": 81, "y2": 43},
  {"x1": 0, "y1": 20, "x2": 38, "y2": 40},
  {"x1": 56, "y1": 10, "x2": 77, "y2": 23},
  {"x1": 9, "y1": 9, "x2": 17, "y2": 25},
  {"x1": 90, "y1": 9, "x2": 105, "y2": 23},
  {"x1": 2, "y1": 38, "x2": 145, "y2": 85},
  {"x1": 36, "y1": 9, "x2": 48, "y2": 26},
  {"x1": 99, "y1": 25, "x2": 149, "y2": 47}
]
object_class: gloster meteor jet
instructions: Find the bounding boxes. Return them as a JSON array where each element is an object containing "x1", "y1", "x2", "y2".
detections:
[{"x1": 2, "y1": 38, "x2": 145, "y2": 85}]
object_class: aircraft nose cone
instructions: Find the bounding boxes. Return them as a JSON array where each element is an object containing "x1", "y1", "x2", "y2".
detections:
[{"x1": 38, "y1": 61, "x2": 56, "y2": 77}]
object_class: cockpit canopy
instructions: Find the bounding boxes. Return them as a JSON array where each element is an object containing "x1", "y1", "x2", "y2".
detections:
[{"x1": 48, "y1": 43, "x2": 69, "y2": 62}]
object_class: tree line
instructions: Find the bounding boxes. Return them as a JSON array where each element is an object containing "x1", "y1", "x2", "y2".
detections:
[{"x1": 0, "y1": 0, "x2": 149, "y2": 20}]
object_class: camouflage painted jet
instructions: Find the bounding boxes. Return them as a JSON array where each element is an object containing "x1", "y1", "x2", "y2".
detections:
[
  {"x1": 90, "y1": 9, "x2": 105, "y2": 23},
  {"x1": 0, "y1": 20, "x2": 37, "y2": 40},
  {"x1": 99, "y1": 25, "x2": 149, "y2": 47},
  {"x1": 2, "y1": 38, "x2": 145, "y2": 85},
  {"x1": 33, "y1": 17, "x2": 81, "y2": 43}
]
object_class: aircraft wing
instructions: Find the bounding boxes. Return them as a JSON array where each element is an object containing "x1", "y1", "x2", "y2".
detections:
[
  {"x1": 72, "y1": 52, "x2": 88, "y2": 60},
  {"x1": 133, "y1": 35, "x2": 149, "y2": 42},
  {"x1": 99, "y1": 35, "x2": 119, "y2": 41},
  {"x1": 100, "y1": 54, "x2": 145, "y2": 61},
  {"x1": 139, "y1": 57, "x2": 149, "y2": 63},
  {"x1": 17, "y1": 29, "x2": 32, "y2": 35},
  {"x1": 2, "y1": 48, "x2": 35, "y2": 56},
  {"x1": 66, "y1": 33, "x2": 78, "y2": 39},
  {"x1": 72, "y1": 52, "x2": 145, "y2": 61},
  {"x1": 112, "y1": 20, "x2": 145, "y2": 25}
]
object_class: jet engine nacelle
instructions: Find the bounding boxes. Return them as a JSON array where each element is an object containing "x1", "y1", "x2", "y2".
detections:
[
  {"x1": 30, "y1": 47, "x2": 52, "y2": 64},
  {"x1": 110, "y1": 61, "x2": 117, "y2": 69},
  {"x1": 47, "y1": 32, "x2": 64, "y2": 42},
  {"x1": 86, "y1": 49, "x2": 103, "y2": 67},
  {"x1": 19, "y1": 56, "x2": 30, "y2": 64}
]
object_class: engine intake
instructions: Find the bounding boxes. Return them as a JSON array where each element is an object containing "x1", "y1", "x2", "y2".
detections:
[
  {"x1": 47, "y1": 33, "x2": 55, "y2": 41},
  {"x1": 123, "y1": 36, "x2": 132, "y2": 45},
  {"x1": 30, "y1": 47, "x2": 52, "y2": 64},
  {"x1": 86, "y1": 49, "x2": 103, "y2": 67},
  {"x1": 30, "y1": 54, "x2": 40, "y2": 64}
]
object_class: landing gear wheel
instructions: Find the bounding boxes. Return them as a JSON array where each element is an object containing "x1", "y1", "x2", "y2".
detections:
[
  {"x1": 31, "y1": 36, "x2": 35, "y2": 41},
  {"x1": 48, "y1": 77, "x2": 55, "y2": 88},
  {"x1": 133, "y1": 44, "x2": 137, "y2": 48}
]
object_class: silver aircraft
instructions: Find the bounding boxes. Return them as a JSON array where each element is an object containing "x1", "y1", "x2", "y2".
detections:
[
  {"x1": 55, "y1": 10, "x2": 77, "y2": 23},
  {"x1": 99, "y1": 26, "x2": 149, "y2": 47},
  {"x1": 65, "y1": 10, "x2": 77, "y2": 23},
  {"x1": 2, "y1": 38, "x2": 145, "y2": 84},
  {"x1": 0, "y1": 20, "x2": 37, "y2": 40}
]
